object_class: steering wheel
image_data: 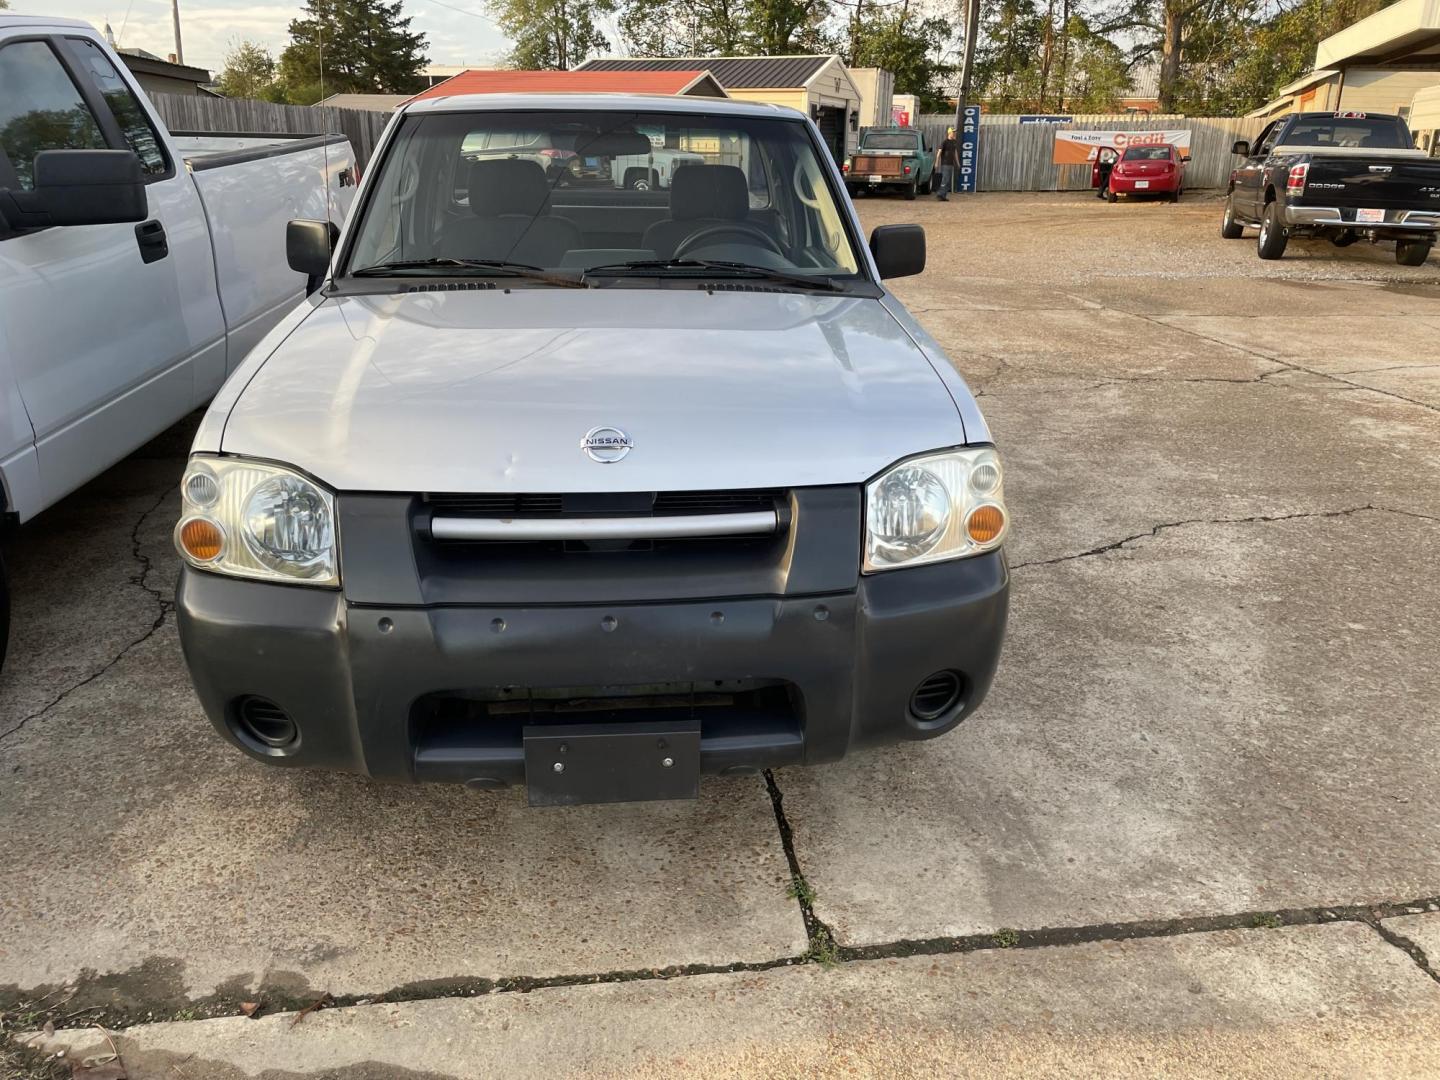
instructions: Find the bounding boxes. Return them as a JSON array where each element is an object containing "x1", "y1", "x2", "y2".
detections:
[{"x1": 674, "y1": 223, "x2": 785, "y2": 260}]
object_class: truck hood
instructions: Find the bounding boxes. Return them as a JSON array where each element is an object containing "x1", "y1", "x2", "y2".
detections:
[{"x1": 220, "y1": 289, "x2": 968, "y2": 493}]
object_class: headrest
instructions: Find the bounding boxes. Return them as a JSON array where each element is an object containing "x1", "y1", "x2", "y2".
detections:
[
  {"x1": 669, "y1": 165, "x2": 748, "y2": 221},
  {"x1": 469, "y1": 158, "x2": 550, "y2": 218}
]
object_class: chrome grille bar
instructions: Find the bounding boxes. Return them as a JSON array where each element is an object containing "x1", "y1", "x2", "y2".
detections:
[{"x1": 430, "y1": 510, "x2": 778, "y2": 542}]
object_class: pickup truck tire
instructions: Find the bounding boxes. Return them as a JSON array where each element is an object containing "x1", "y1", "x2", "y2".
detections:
[
  {"x1": 1220, "y1": 196, "x2": 1244, "y2": 238},
  {"x1": 904, "y1": 179, "x2": 917, "y2": 201},
  {"x1": 1257, "y1": 201, "x2": 1288, "y2": 260},
  {"x1": 1396, "y1": 239, "x2": 1433, "y2": 266}
]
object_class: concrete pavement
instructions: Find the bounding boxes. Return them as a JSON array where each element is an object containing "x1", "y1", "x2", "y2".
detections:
[{"x1": 4, "y1": 191, "x2": 1440, "y2": 1076}]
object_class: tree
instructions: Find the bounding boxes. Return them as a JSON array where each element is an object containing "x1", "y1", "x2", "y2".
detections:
[
  {"x1": 278, "y1": 0, "x2": 427, "y2": 104},
  {"x1": 619, "y1": 0, "x2": 750, "y2": 56},
  {"x1": 489, "y1": 0, "x2": 615, "y2": 70},
  {"x1": 745, "y1": 0, "x2": 833, "y2": 53},
  {"x1": 1063, "y1": 16, "x2": 1131, "y2": 111},
  {"x1": 847, "y1": 5, "x2": 956, "y2": 112},
  {"x1": 972, "y1": 0, "x2": 1049, "y2": 110},
  {"x1": 215, "y1": 39, "x2": 278, "y2": 100}
]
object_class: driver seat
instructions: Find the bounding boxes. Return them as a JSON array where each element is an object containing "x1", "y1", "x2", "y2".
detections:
[{"x1": 643, "y1": 165, "x2": 750, "y2": 260}]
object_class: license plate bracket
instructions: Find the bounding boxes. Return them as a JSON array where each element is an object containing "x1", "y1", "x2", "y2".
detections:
[
  {"x1": 524, "y1": 720, "x2": 701, "y2": 806},
  {"x1": 1356, "y1": 207, "x2": 1385, "y2": 223},
  {"x1": 1134, "y1": 180, "x2": 1150, "y2": 188}
]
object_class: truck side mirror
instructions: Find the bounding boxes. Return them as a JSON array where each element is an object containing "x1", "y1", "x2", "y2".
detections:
[
  {"x1": 287, "y1": 218, "x2": 339, "y2": 292},
  {"x1": 0, "y1": 150, "x2": 147, "y2": 230},
  {"x1": 1231, "y1": 140, "x2": 1250, "y2": 157},
  {"x1": 870, "y1": 224, "x2": 925, "y2": 280}
]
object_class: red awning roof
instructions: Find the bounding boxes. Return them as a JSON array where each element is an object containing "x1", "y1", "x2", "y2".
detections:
[{"x1": 408, "y1": 69, "x2": 724, "y2": 102}]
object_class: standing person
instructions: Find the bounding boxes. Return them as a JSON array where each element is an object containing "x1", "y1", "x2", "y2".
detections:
[
  {"x1": 937, "y1": 127, "x2": 959, "y2": 201},
  {"x1": 1095, "y1": 147, "x2": 1118, "y2": 200}
]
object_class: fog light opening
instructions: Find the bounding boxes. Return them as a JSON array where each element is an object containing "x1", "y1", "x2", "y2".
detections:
[
  {"x1": 909, "y1": 671, "x2": 963, "y2": 721},
  {"x1": 233, "y1": 696, "x2": 298, "y2": 749}
]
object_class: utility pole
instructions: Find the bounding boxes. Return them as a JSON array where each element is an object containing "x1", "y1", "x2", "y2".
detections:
[
  {"x1": 170, "y1": 0, "x2": 184, "y2": 65},
  {"x1": 948, "y1": 0, "x2": 980, "y2": 192},
  {"x1": 952, "y1": 0, "x2": 980, "y2": 135}
]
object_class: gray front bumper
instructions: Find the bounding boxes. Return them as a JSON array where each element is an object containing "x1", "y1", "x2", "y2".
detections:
[{"x1": 176, "y1": 554, "x2": 1009, "y2": 789}]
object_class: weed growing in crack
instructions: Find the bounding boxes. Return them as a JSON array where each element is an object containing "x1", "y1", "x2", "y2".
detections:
[
  {"x1": 786, "y1": 876, "x2": 816, "y2": 906},
  {"x1": 804, "y1": 937, "x2": 841, "y2": 967},
  {"x1": 1249, "y1": 913, "x2": 1282, "y2": 930},
  {"x1": 993, "y1": 928, "x2": 1020, "y2": 948}
]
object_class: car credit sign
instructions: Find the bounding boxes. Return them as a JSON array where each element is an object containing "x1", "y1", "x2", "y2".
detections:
[
  {"x1": 1052, "y1": 129, "x2": 1192, "y2": 165},
  {"x1": 958, "y1": 105, "x2": 981, "y2": 192}
]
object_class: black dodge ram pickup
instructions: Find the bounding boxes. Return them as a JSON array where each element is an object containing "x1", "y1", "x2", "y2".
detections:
[{"x1": 1220, "y1": 111, "x2": 1440, "y2": 264}]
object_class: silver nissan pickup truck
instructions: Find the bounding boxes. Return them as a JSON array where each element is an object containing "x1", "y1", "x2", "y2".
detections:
[{"x1": 173, "y1": 94, "x2": 1010, "y2": 806}]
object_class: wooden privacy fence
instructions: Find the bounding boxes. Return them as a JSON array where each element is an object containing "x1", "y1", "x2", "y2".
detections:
[
  {"x1": 150, "y1": 93, "x2": 393, "y2": 167},
  {"x1": 910, "y1": 113, "x2": 1265, "y2": 191}
]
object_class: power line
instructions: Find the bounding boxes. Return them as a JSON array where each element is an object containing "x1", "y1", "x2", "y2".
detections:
[{"x1": 409, "y1": 0, "x2": 500, "y2": 27}]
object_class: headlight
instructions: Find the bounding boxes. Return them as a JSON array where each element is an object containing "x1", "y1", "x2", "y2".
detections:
[
  {"x1": 864, "y1": 447, "x2": 1008, "y2": 572},
  {"x1": 174, "y1": 456, "x2": 338, "y2": 586}
]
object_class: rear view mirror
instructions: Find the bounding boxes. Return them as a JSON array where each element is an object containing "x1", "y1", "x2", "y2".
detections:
[
  {"x1": 1181, "y1": 154, "x2": 1192, "y2": 163},
  {"x1": 1231, "y1": 140, "x2": 1250, "y2": 157},
  {"x1": 573, "y1": 130, "x2": 653, "y2": 157},
  {"x1": 0, "y1": 150, "x2": 147, "y2": 230},
  {"x1": 870, "y1": 224, "x2": 926, "y2": 280},
  {"x1": 287, "y1": 218, "x2": 338, "y2": 292}
]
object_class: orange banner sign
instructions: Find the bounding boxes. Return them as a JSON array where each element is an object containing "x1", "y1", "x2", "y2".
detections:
[{"x1": 1052, "y1": 129, "x2": 1192, "y2": 165}]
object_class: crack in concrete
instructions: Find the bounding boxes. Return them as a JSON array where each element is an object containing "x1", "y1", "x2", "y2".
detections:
[
  {"x1": 1131, "y1": 312, "x2": 1440, "y2": 415},
  {"x1": 1009, "y1": 504, "x2": 1436, "y2": 571},
  {"x1": 0, "y1": 486, "x2": 175, "y2": 745},
  {"x1": 1365, "y1": 918, "x2": 1440, "y2": 986},
  {"x1": 765, "y1": 769, "x2": 840, "y2": 964},
  {"x1": 12, "y1": 894, "x2": 1440, "y2": 1035}
]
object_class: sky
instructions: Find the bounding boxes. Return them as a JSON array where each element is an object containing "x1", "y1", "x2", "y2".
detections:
[{"x1": 18, "y1": 0, "x2": 513, "y2": 74}]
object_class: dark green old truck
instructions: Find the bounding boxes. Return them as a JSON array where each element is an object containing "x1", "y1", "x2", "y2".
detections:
[{"x1": 844, "y1": 128, "x2": 939, "y2": 200}]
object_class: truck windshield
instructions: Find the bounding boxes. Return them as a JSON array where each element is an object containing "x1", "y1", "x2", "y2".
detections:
[
  {"x1": 861, "y1": 133, "x2": 920, "y2": 150},
  {"x1": 1283, "y1": 116, "x2": 1411, "y2": 149},
  {"x1": 346, "y1": 109, "x2": 862, "y2": 280}
]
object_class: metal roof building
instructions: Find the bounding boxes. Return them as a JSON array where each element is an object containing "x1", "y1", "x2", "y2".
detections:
[
  {"x1": 406, "y1": 69, "x2": 729, "y2": 103},
  {"x1": 575, "y1": 55, "x2": 863, "y2": 160}
]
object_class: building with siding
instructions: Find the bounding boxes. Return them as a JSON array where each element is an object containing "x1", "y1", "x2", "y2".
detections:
[
  {"x1": 115, "y1": 48, "x2": 213, "y2": 97},
  {"x1": 1249, "y1": 0, "x2": 1440, "y2": 120},
  {"x1": 849, "y1": 67, "x2": 896, "y2": 128},
  {"x1": 575, "y1": 56, "x2": 863, "y2": 160}
]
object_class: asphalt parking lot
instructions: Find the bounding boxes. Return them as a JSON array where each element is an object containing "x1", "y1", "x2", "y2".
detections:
[{"x1": 6, "y1": 190, "x2": 1440, "y2": 1077}]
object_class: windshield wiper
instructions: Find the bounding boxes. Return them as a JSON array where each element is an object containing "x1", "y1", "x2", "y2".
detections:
[
  {"x1": 351, "y1": 258, "x2": 588, "y2": 288},
  {"x1": 584, "y1": 258, "x2": 841, "y2": 292}
]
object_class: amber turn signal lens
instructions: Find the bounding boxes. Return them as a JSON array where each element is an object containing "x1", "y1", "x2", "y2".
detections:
[
  {"x1": 966, "y1": 505, "x2": 1006, "y2": 545},
  {"x1": 179, "y1": 517, "x2": 224, "y2": 561}
]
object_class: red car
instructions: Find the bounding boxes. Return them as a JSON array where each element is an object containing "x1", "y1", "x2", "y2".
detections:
[{"x1": 1102, "y1": 144, "x2": 1188, "y2": 202}]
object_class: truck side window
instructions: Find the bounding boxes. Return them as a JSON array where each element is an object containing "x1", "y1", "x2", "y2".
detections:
[
  {"x1": 67, "y1": 38, "x2": 169, "y2": 177},
  {"x1": 1256, "y1": 122, "x2": 1279, "y2": 156},
  {"x1": 0, "y1": 40, "x2": 107, "y2": 190}
]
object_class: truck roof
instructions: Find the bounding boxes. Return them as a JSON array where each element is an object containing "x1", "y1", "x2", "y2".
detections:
[
  {"x1": 403, "y1": 92, "x2": 807, "y2": 121},
  {"x1": 0, "y1": 14, "x2": 94, "y2": 30}
]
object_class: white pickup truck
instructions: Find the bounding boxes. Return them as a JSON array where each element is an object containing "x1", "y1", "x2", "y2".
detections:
[{"x1": 0, "y1": 15, "x2": 357, "y2": 664}]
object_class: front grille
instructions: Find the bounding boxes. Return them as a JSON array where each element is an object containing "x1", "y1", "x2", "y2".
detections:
[{"x1": 425, "y1": 488, "x2": 785, "y2": 519}]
